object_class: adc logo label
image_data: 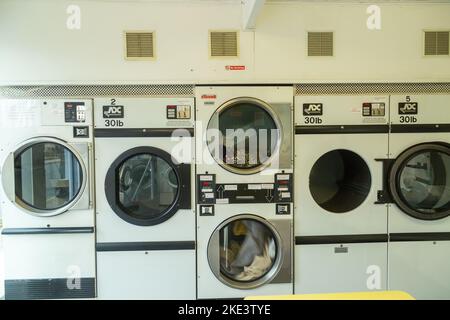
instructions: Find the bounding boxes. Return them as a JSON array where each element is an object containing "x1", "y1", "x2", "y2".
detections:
[
  {"x1": 303, "y1": 103, "x2": 323, "y2": 116},
  {"x1": 103, "y1": 105, "x2": 124, "y2": 118},
  {"x1": 398, "y1": 102, "x2": 418, "y2": 115}
]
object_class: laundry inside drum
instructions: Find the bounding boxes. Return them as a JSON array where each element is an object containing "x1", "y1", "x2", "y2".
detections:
[
  {"x1": 210, "y1": 101, "x2": 280, "y2": 172},
  {"x1": 219, "y1": 218, "x2": 277, "y2": 283},
  {"x1": 309, "y1": 149, "x2": 372, "y2": 213}
]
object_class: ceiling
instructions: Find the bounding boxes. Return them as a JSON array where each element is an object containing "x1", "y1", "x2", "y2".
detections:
[
  {"x1": 60, "y1": 0, "x2": 450, "y2": 2},
  {"x1": 266, "y1": 0, "x2": 450, "y2": 2}
]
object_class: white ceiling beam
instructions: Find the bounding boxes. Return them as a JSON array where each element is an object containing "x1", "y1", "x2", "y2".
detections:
[{"x1": 242, "y1": 0, "x2": 265, "y2": 31}]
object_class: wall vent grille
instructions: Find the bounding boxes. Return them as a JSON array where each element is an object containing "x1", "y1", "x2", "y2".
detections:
[
  {"x1": 210, "y1": 31, "x2": 239, "y2": 57},
  {"x1": 308, "y1": 32, "x2": 333, "y2": 56},
  {"x1": 125, "y1": 32, "x2": 155, "y2": 59},
  {"x1": 424, "y1": 31, "x2": 449, "y2": 56}
]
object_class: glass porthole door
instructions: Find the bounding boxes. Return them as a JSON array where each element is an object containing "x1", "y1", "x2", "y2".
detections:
[
  {"x1": 206, "y1": 98, "x2": 282, "y2": 175},
  {"x1": 105, "y1": 146, "x2": 191, "y2": 226},
  {"x1": 389, "y1": 143, "x2": 450, "y2": 220},
  {"x1": 1, "y1": 137, "x2": 89, "y2": 216},
  {"x1": 207, "y1": 215, "x2": 283, "y2": 289}
]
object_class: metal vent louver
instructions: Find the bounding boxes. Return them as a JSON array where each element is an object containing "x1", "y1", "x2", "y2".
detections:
[
  {"x1": 125, "y1": 32, "x2": 155, "y2": 59},
  {"x1": 210, "y1": 31, "x2": 238, "y2": 57},
  {"x1": 425, "y1": 31, "x2": 449, "y2": 56},
  {"x1": 0, "y1": 85, "x2": 195, "y2": 98},
  {"x1": 308, "y1": 32, "x2": 333, "y2": 57},
  {"x1": 295, "y1": 83, "x2": 450, "y2": 95}
]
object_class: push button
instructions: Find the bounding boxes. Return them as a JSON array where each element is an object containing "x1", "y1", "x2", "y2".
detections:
[
  {"x1": 200, "y1": 205, "x2": 214, "y2": 216},
  {"x1": 276, "y1": 203, "x2": 290, "y2": 215}
]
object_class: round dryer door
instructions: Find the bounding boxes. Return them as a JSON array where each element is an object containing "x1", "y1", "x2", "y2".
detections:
[
  {"x1": 389, "y1": 143, "x2": 450, "y2": 220},
  {"x1": 309, "y1": 149, "x2": 372, "y2": 213},
  {"x1": 206, "y1": 98, "x2": 281, "y2": 175},
  {"x1": 207, "y1": 215, "x2": 284, "y2": 289},
  {"x1": 2, "y1": 137, "x2": 87, "y2": 216},
  {"x1": 105, "y1": 146, "x2": 190, "y2": 226}
]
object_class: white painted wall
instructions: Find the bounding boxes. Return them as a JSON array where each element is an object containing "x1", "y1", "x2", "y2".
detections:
[
  {"x1": 0, "y1": 0, "x2": 449, "y2": 85},
  {"x1": 255, "y1": 2, "x2": 450, "y2": 82}
]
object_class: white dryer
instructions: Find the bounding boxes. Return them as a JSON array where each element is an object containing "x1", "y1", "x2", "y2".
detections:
[
  {"x1": 195, "y1": 86, "x2": 293, "y2": 183},
  {"x1": 195, "y1": 85, "x2": 294, "y2": 299},
  {"x1": 382, "y1": 95, "x2": 450, "y2": 299},
  {"x1": 294, "y1": 95, "x2": 389, "y2": 294},
  {"x1": 0, "y1": 99, "x2": 96, "y2": 299},
  {"x1": 94, "y1": 98, "x2": 196, "y2": 300},
  {"x1": 197, "y1": 202, "x2": 292, "y2": 299}
]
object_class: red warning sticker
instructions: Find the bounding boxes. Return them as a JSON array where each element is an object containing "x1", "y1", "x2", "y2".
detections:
[{"x1": 225, "y1": 65, "x2": 246, "y2": 71}]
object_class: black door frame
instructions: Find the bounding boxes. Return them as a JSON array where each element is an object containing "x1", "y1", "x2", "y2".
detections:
[
  {"x1": 105, "y1": 146, "x2": 191, "y2": 226},
  {"x1": 388, "y1": 142, "x2": 450, "y2": 221}
]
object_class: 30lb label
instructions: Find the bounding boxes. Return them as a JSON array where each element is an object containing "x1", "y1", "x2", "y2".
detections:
[
  {"x1": 399, "y1": 116, "x2": 417, "y2": 123},
  {"x1": 304, "y1": 117, "x2": 322, "y2": 124},
  {"x1": 104, "y1": 119, "x2": 124, "y2": 127}
]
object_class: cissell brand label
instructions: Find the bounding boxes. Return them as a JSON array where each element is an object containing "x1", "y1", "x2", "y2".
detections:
[{"x1": 201, "y1": 94, "x2": 216, "y2": 99}]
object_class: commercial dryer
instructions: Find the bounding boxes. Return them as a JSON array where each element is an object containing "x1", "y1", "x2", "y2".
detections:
[
  {"x1": 294, "y1": 95, "x2": 389, "y2": 294},
  {"x1": 94, "y1": 98, "x2": 196, "y2": 299},
  {"x1": 195, "y1": 86, "x2": 293, "y2": 183},
  {"x1": 197, "y1": 199, "x2": 293, "y2": 299},
  {"x1": 0, "y1": 99, "x2": 96, "y2": 299},
  {"x1": 381, "y1": 95, "x2": 450, "y2": 300},
  {"x1": 195, "y1": 86, "x2": 294, "y2": 298}
]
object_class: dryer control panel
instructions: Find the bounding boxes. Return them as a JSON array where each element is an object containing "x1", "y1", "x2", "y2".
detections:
[
  {"x1": 198, "y1": 174, "x2": 216, "y2": 204},
  {"x1": 197, "y1": 173, "x2": 293, "y2": 205}
]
